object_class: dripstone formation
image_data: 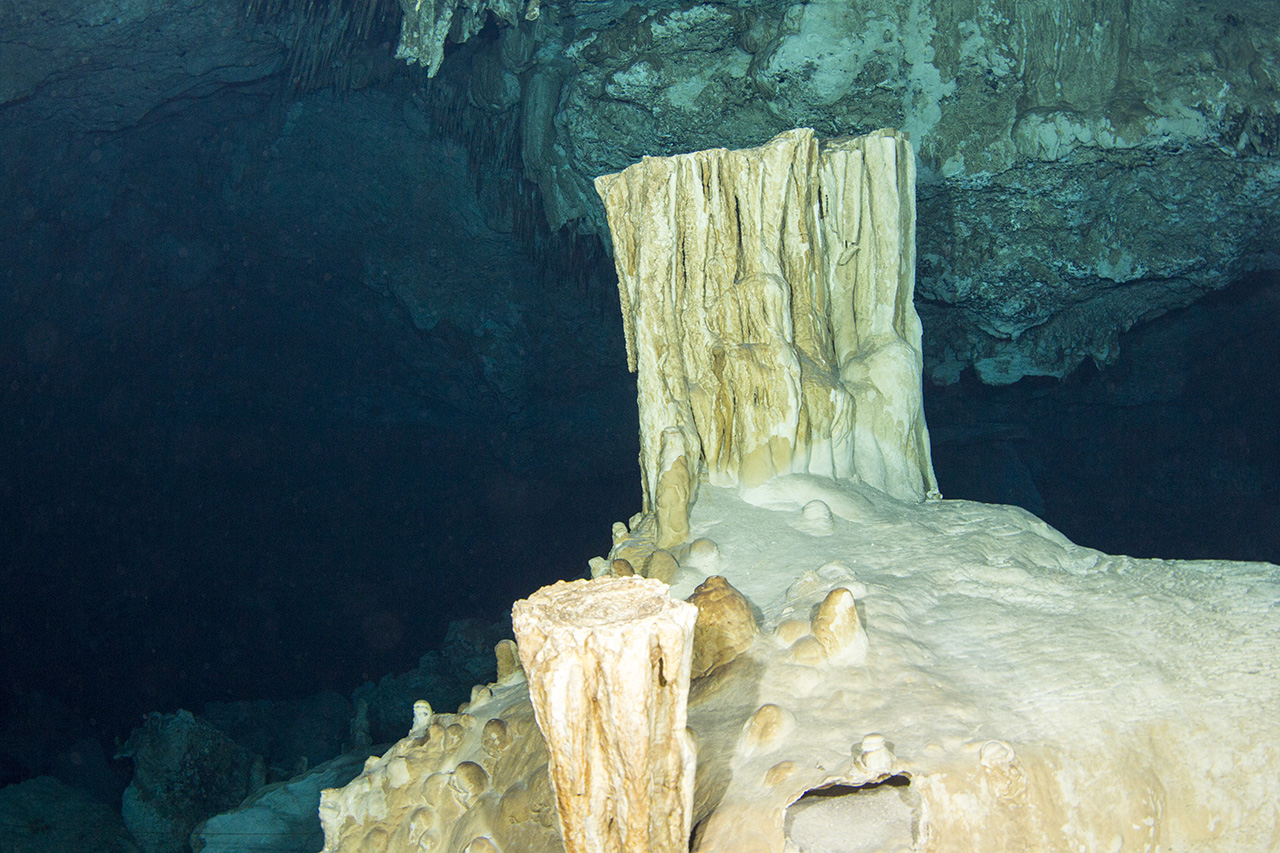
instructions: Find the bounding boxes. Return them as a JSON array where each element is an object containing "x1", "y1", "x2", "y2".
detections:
[
  {"x1": 596, "y1": 128, "x2": 939, "y2": 549},
  {"x1": 318, "y1": 130, "x2": 1280, "y2": 853}
]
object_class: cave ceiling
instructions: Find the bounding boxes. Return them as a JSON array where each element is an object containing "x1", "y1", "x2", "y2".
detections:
[{"x1": 2, "y1": 0, "x2": 1277, "y2": 384}]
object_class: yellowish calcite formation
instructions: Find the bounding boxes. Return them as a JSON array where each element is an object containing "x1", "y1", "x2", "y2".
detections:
[
  {"x1": 320, "y1": 478, "x2": 1280, "y2": 852},
  {"x1": 318, "y1": 131, "x2": 1280, "y2": 852},
  {"x1": 595, "y1": 128, "x2": 939, "y2": 550},
  {"x1": 317, "y1": 678, "x2": 558, "y2": 852},
  {"x1": 511, "y1": 577, "x2": 698, "y2": 853},
  {"x1": 320, "y1": 491, "x2": 1280, "y2": 853}
]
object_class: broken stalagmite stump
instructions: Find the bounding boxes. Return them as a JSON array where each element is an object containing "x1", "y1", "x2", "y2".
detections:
[
  {"x1": 595, "y1": 128, "x2": 940, "y2": 549},
  {"x1": 511, "y1": 576, "x2": 699, "y2": 853}
]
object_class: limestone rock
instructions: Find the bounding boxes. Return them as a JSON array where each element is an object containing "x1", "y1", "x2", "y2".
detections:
[
  {"x1": 596, "y1": 127, "x2": 940, "y2": 546},
  {"x1": 678, "y1": 538, "x2": 722, "y2": 574},
  {"x1": 644, "y1": 549, "x2": 679, "y2": 584},
  {"x1": 317, "y1": 127, "x2": 1280, "y2": 852},
  {"x1": 795, "y1": 499, "x2": 836, "y2": 536},
  {"x1": 810, "y1": 586, "x2": 868, "y2": 665},
  {"x1": 192, "y1": 751, "x2": 371, "y2": 853},
  {"x1": 395, "y1": 0, "x2": 524, "y2": 77},
  {"x1": 511, "y1": 576, "x2": 699, "y2": 853},
  {"x1": 587, "y1": 556, "x2": 611, "y2": 579},
  {"x1": 493, "y1": 639, "x2": 521, "y2": 682},
  {"x1": 514, "y1": 0, "x2": 1280, "y2": 383},
  {"x1": 5, "y1": 0, "x2": 1277, "y2": 393},
  {"x1": 118, "y1": 710, "x2": 264, "y2": 853},
  {"x1": 321, "y1": 478, "x2": 1280, "y2": 852},
  {"x1": 318, "y1": 674, "x2": 559, "y2": 853},
  {"x1": 671, "y1": 479, "x2": 1280, "y2": 852},
  {"x1": 0, "y1": 0, "x2": 281, "y2": 130}
]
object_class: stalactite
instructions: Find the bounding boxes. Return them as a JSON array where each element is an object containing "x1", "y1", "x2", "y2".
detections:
[
  {"x1": 245, "y1": 0, "x2": 402, "y2": 94},
  {"x1": 411, "y1": 49, "x2": 617, "y2": 315}
]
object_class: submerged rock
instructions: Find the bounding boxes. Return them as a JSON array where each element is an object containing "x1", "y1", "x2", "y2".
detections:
[
  {"x1": 512, "y1": 0, "x2": 1280, "y2": 383},
  {"x1": 0, "y1": 775, "x2": 139, "y2": 853},
  {"x1": 192, "y1": 751, "x2": 372, "y2": 853},
  {"x1": 118, "y1": 711, "x2": 264, "y2": 853}
]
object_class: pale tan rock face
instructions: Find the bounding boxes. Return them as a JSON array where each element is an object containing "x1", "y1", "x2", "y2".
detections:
[{"x1": 595, "y1": 127, "x2": 939, "y2": 549}]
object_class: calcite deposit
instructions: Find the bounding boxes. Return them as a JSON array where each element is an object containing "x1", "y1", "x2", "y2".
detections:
[
  {"x1": 511, "y1": 576, "x2": 698, "y2": 853},
  {"x1": 596, "y1": 128, "x2": 939, "y2": 547},
  {"x1": 457, "y1": 0, "x2": 1280, "y2": 383},
  {"x1": 321, "y1": 476, "x2": 1280, "y2": 852},
  {"x1": 319, "y1": 129, "x2": 1280, "y2": 852}
]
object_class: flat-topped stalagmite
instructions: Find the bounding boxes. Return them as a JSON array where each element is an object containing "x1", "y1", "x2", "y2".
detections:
[
  {"x1": 512, "y1": 576, "x2": 698, "y2": 853},
  {"x1": 595, "y1": 128, "x2": 939, "y2": 549}
]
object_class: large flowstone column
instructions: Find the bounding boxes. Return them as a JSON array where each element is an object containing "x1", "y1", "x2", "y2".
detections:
[
  {"x1": 595, "y1": 128, "x2": 940, "y2": 548},
  {"x1": 511, "y1": 576, "x2": 699, "y2": 853}
]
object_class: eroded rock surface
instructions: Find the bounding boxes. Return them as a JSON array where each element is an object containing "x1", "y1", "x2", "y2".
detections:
[{"x1": 3, "y1": 0, "x2": 1276, "y2": 383}]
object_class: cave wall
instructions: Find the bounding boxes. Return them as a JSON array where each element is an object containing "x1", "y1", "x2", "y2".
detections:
[
  {"x1": 927, "y1": 270, "x2": 1280, "y2": 563},
  {"x1": 0, "y1": 0, "x2": 641, "y2": 743}
]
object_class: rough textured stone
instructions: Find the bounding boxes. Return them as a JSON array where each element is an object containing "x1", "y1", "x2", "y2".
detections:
[
  {"x1": 810, "y1": 586, "x2": 868, "y2": 664},
  {"x1": 395, "y1": 0, "x2": 524, "y2": 77},
  {"x1": 0, "y1": 0, "x2": 281, "y2": 130},
  {"x1": 118, "y1": 711, "x2": 264, "y2": 853},
  {"x1": 686, "y1": 575, "x2": 758, "y2": 679},
  {"x1": 2, "y1": 0, "x2": 1276, "y2": 389},
  {"x1": 317, "y1": 678, "x2": 562, "y2": 853},
  {"x1": 192, "y1": 751, "x2": 372, "y2": 853}
]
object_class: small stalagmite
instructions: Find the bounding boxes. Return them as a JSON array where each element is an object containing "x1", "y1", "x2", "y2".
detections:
[{"x1": 686, "y1": 575, "x2": 757, "y2": 679}]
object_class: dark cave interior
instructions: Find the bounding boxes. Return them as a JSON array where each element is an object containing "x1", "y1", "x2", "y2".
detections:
[{"x1": 1, "y1": 15, "x2": 1277, "y2": 803}]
